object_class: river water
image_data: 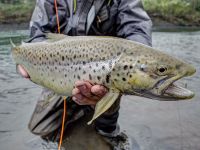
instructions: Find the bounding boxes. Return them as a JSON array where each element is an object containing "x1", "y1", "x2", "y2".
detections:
[{"x1": 0, "y1": 29, "x2": 199, "y2": 150}]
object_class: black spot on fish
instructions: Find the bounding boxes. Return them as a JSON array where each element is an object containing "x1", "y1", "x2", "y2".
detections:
[
  {"x1": 93, "y1": 69, "x2": 96, "y2": 73},
  {"x1": 83, "y1": 71, "x2": 86, "y2": 74},
  {"x1": 65, "y1": 74, "x2": 67, "y2": 77},
  {"x1": 124, "y1": 65, "x2": 128, "y2": 70},
  {"x1": 97, "y1": 76, "x2": 101, "y2": 81},
  {"x1": 62, "y1": 56, "x2": 64, "y2": 61},
  {"x1": 57, "y1": 52, "x2": 59, "y2": 55},
  {"x1": 50, "y1": 54, "x2": 52, "y2": 57},
  {"x1": 102, "y1": 66, "x2": 105, "y2": 70},
  {"x1": 74, "y1": 55, "x2": 76, "y2": 59},
  {"x1": 130, "y1": 65, "x2": 133, "y2": 69},
  {"x1": 117, "y1": 73, "x2": 120, "y2": 76},
  {"x1": 117, "y1": 52, "x2": 121, "y2": 56},
  {"x1": 79, "y1": 66, "x2": 81, "y2": 70},
  {"x1": 55, "y1": 66, "x2": 57, "y2": 70},
  {"x1": 129, "y1": 74, "x2": 132, "y2": 78},
  {"x1": 77, "y1": 75, "x2": 80, "y2": 79},
  {"x1": 106, "y1": 74, "x2": 110, "y2": 83},
  {"x1": 96, "y1": 63, "x2": 99, "y2": 67},
  {"x1": 89, "y1": 74, "x2": 92, "y2": 80},
  {"x1": 122, "y1": 78, "x2": 126, "y2": 81},
  {"x1": 83, "y1": 61, "x2": 86, "y2": 65}
]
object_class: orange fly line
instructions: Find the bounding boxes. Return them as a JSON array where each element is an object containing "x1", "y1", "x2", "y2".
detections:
[{"x1": 54, "y1": 0, "x2": 66, "y2": 150}]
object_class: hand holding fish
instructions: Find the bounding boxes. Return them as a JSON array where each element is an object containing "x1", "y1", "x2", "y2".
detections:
[{"x1": 72, "y1": 81, "x2": 108, "y2": 106}]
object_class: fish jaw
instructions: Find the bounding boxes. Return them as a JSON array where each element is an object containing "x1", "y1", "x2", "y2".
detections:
[{"x1": 147, "y1": 65, "x2": 196, "y2": 100}]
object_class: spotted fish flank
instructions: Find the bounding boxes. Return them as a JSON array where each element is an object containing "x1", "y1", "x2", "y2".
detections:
[{"x1": 11, "y1": 34, "x2": 196, "y2": 124}]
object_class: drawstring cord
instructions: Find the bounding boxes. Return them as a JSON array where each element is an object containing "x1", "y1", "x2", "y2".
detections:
[
  {"x1": 54, "y1": 0, "x2": 61, "y2": 33},
  {"x1": 58, "y1": 97, "x2": 67, "y2": 150},
  {"x1": 54, "y1": 1, "x2": 66, "y2": 150}
]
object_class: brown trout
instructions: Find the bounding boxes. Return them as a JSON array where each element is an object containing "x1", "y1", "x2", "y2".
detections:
[{"x1": 11, "y1": 34, "x2": 196, "y2": 124}]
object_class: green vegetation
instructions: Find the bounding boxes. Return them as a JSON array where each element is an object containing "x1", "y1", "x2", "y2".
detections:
[
  {"x1": 143, "y1": 0, "x2": 200, "y2": 26},
  {"x1": 0, "y1": 0, "x2": 35, "y2": 23},
  {"x1": 0, "y1": 0, "x2": 200, "y2": 26}
]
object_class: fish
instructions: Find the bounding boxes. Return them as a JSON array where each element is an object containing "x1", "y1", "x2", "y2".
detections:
[{"x1": 11, "y1": 33, "x2": 196, "y2": 124}]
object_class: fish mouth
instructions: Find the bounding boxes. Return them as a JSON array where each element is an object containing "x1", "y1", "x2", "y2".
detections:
[
  {"x1": 163, "y1": 83, "x2": 194, "y2": 99},
  {"x1": 148, "y1": 75, "x2": 195, "y2": 100}
]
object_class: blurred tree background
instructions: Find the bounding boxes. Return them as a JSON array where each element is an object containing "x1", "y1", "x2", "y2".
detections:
[
  {"x1": 0, "y1": 0, "x2": 35, "y2": 23},
  {"x1": 143, "y1": 0, "x2": 200, "y2": 26},
  {"x1": 0, "y1": 0, "x2": 200, "y2": 26}
]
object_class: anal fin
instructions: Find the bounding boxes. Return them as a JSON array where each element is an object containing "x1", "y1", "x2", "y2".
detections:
[{"x1": 87, "y1": 90, "x2": 120, "y2": 125}]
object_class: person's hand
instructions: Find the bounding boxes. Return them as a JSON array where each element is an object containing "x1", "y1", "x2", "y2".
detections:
[
  {"x1": 17, "y1": 65, "x2": 30, "y2": 78},
  {"x1": 72, "y1": 81, "x2": 108, "y2": 106}
]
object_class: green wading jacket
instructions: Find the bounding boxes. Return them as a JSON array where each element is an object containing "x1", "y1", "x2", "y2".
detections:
[{"x1": 28, "y1": 0, "x2": 152, "y2": 140}]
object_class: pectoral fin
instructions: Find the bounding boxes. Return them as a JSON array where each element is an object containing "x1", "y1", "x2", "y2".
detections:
[{"x1": 87, "y1": 91, "x2": 120, "y2": 125}]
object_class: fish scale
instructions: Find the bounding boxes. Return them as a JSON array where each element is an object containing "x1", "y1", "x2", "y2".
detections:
[{"x1": 11, "y1": 34, "x2": 196, "y2": 124}]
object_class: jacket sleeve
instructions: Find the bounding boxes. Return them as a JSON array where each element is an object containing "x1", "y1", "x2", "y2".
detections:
[
  {"x1": 116, "y1": 0, "x2": 152, "y2": 46},
  {"x1": 28, "y1": 0, "x2": 68, "y2": 42}
]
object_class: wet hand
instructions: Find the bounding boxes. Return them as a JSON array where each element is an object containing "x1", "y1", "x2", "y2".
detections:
[
  {"x1": 17, "y1": 65, "x2": 30, "y2": 78},
  {"x1": 72, "y1": 80, "x2": 108, "y2": 106}
]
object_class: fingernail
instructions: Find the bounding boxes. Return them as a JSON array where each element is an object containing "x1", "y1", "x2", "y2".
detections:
[{"x1": 72, "y1": 97, "x2": 77, "y2": 101}]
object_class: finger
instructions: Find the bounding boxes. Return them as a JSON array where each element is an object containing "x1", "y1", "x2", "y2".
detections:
[
  {"x1": 72, "y1": 88, "x2": 80, "y2": 96},
  {"x1": 75, "y1": 81, "x2": 94, "y2": 98},
  {"x1": 73, "y1": 93, "x2": 99, "y2": 103},
  {"x1": 72, "y1": 96, "x2": 96, "y2": 105},
  {"x1": 17, "y1": 65, "x2": 30, "y2": 78},
  {"x1": 91, "y1": 85, "x2": 108, "y2": 97},
  {"x1": 72, "y1": 97, "x2": 83, "y2": 105}
]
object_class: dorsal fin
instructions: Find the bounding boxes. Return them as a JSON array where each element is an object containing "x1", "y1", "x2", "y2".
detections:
[
  {"x1": 10, "y1": 39, "x2": 16, "y2": 48},
  {"x1": 45, "y1": 33, "x2": 69, "y2": 42}
]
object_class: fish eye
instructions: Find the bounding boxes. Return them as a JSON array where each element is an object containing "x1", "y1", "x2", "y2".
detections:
[
  {"x1": 157, "y1": 66, "x2": 168, "y2": 75},
  {"x1": 159, "y1": 67, "x2": 167, "y2": 73}
]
